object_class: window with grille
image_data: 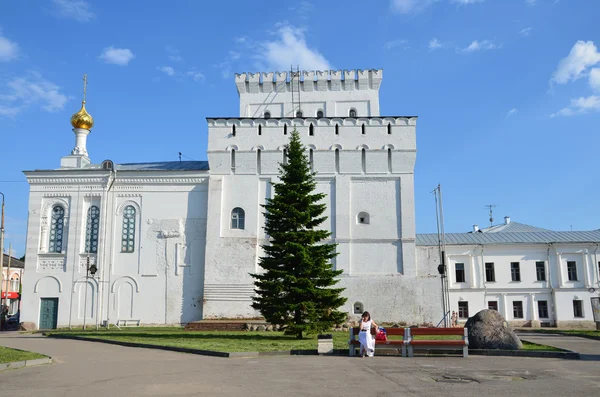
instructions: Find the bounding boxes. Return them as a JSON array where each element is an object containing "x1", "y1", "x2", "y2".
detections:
[
  {"x1": 538, "y1": 301, "x2": 549, "y2": 318},
  {"x1": 573, "y1": 300, "x2": 583, "y2": 318},
  {"x1": 511, "y1": 262, "x2": 521, "y2": 282},
  {"x1": 455, "y1": 263, "x2": 465, "y2": 283},
  {"x1": 567, "y1": 261, "x2": 578, "y2": 281},
  {"x1": 485, "y1": 262, "x2": 495, "y2": 282},
  {"x1": 49, "y1": 205, "x2": 65, "y2": 253},
  {"x1": 536, "y1": 261, "x2": 546, "y2": 281},
  {"x1": 513, "y1": 301, "x2": 523, "y2": 318},
  {"x1": 85, "y1": 205, "x2": 100, "y2": 253},
  {"x1": 458, "y1": 301, "x2": 469, "y2": 319},
  {"x1": 349, "y1": 109, "x2": 357, "y2": 117},
  {"x1": 121, "y1": 205, "x2": 136, "y2": 252},
  {"x1": 231, "y1": 207, "x2": 245, "y2": 230}
]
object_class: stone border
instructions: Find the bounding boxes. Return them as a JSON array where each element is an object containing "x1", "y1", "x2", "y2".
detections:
[
  {"x1": 0, "y1": 357, "x2": 52, "y2": 372},
  {"x1": 45, "y1": 335, "x2": 580, "y2": 360}
]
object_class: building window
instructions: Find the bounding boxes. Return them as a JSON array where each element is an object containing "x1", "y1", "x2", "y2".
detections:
[
  {"x1": 511, "y1": 262, "x2": 521, "y2": 282},
  {"x1": 335, "y1": 124, "x2": 339, "y2": 135},
  {"x1": 85, "y1": 205, "x2": 100, "y2": 253},
  {"x1": 230, "y1": 149, "x2": 236, "y2": 172},
  {"x1": 309, "y1": 123, "x2": 314, "y2": 136},
  {"x1": 354, "y1": 302, "x2": 364, "y2": 314},
  {"x1": 121, "y1": 205, "x2": 136, "y2": 253},
  {"x1": 309, "y1": 149, "x2": 314, "y2": 172},
  {"x1": 361, "y1": 148, "x2": 366, "y2": 173},
  {"x1": 349, "y1": 108, "x2": 357, "y2": 118},
  {"x1": 296, "y1": 110, "x2": 303, "y2": 118},
  {"x1": 264, "y1": 111, "x2": 271, "y2": 119},
  {"x1": 258, "y1": 124, "x2": 262, "y2": 135},
  {"x1": 536, "y1": 261, "x2": 546, "y2": 281},
  {"x1": 458, "y1": 301, "x2": 469, "y2": 319},
  {"x1": 538, "y1": 300, "x2": 549, "y2": 318},
  {"x1": 455, "y1": 263, "x2": 466, "y2": 283},
  {"x1": 387, "y1": 148, "x2": 392, "y2": 173},
  {"x1": 282, "y1": 149, "x2": 288, "y2": 165},
  {"x1": 357, "y1": 212, "x2": 370, "y2": 225},
  {"x1": 387, "y1": 123, "x2": 392, "y2": 135},
  {"x1": 485, "y1": 262, "x2": 495, "y2": 282},
  {"x1": 49, "y1": 205, "x2": 65, "y2": 253},
  {"x1": 573, "y1": 300, "x2": 583, "y2": 318},
  {"x1": 567, "y1": 261, "x2": 578, "y2": 281},
  {"x1": 488, "y1": 301, "x2": 498, "y2": 311},
  {"x1": 361, "y1": 124, "x2": 365, "y2": 135},
  {"x1": 232, "y1": 124, "x2": 236, "y2": 136},
  {"x1": 316, "y1": 110, "x2": 324, "y2": 118},
  {"x1": 283, "y1": 124, "x2": 287, "y2": 135},
  {"x1": 335, "y1": 149, "x2": 340, "y2": 173},
  {"x1": 231, "y1": 207, "x2": 245, "y2": 230},
  {"x1": 513, "y1": 301, "x2": 523, "y2": 318},
  {"x1": 257, "y1": 149, "x2": 261, "y2": 174}
]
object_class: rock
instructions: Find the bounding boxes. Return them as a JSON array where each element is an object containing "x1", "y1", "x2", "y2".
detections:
[
  {"x1": 244, "y1": 323, "x2": 252, "y2": 331},
  {"x1": 266, "y1": 325, "x2": 273, "y2": 331},
  {"x1": 250, "y1": 325, "x2": 258, "y2": 331},
  {"x1": 20, "y1": 322, "x2": 37, "y2": 331},
  {"x1": 464, "y1": 309, "x2": 523, "y2": 350},
  {"x1": 256, "y1": 325, "x2": 266, "y2": 332}
]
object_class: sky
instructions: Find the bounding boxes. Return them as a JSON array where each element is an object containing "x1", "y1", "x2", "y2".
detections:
[{"x1": 1, "y1": 0, "x2": 599, "y2": 257}]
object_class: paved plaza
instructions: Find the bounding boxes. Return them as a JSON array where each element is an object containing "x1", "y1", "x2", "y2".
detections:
[{"x1": 1, "y1": 333, "x2": 600, "y2": 397}]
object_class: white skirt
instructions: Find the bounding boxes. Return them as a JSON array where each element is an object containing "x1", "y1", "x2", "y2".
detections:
[{"x1": 358, "y1": 330, "x2": 375, "y2": 355}]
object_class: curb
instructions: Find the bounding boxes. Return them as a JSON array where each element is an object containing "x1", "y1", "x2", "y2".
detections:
[
  {"x1": 468, "y1": 349, "x2": 580, "y2": 360},
  {"x1": 0, "y1": 357, "x2": 52, "y2": 372}
]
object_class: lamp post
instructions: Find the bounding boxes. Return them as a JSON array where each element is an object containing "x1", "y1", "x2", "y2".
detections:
[
  {"x1": 82, "y1": 255, "x2": 97, "y2": 330},
  {"x1": 0, "y1": 192, "x2": 5, "y2": 330}
]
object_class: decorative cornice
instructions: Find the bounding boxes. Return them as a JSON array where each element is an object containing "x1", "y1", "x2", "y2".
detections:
[
  {"x1": 30, "y1": 177, "x2": 108, "y2": 185},
  {"x1": 115, "y1": 177, "x2": 207, "y2": 184},
  {"x1": 116, "y1": 193, "x2": 143, "y2": 198},
  {"x1": 207, "y1": 117, "x2": 417, "y2": 127}
]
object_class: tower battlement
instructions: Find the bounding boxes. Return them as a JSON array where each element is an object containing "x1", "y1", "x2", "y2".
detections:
[{"x1": 235, "y1": 69, "x2": 383, "y2": 95}]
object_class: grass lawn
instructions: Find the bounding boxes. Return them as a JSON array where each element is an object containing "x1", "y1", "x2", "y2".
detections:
[
  {"x1": 45, "y1": 327, "x2": 562, "y2": 353},
  {"x1": 0, "y1": 346, "x2": 46, "y2": 364},
  {"x1": 525, "y1": 329, "x2": 600, "y2": 338}
]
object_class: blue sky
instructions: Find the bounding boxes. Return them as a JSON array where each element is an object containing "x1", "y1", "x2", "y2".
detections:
[{"x1": 1, "y1": 0, "x2": 599, "y2": 257}]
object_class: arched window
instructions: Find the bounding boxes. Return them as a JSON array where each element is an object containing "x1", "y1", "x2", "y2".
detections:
[
  {"x1": 354, "y1": 302, "x2": 364, "y2": 314},
  {"x1": 316, "y1": 110, "x2": 324, "y2": 118},
  {"x1": 387, "y1": 148, "x2": 392, "y2": 173},
  {"x1": 309, "y1": 123, "x2": 314, "y2": 136},
  {"x1": 284, "y1": 124, "x2": 288, "y2": 135},
  {"x1": 264, "y1": 111, "x2": 271, "y2": 119},
  {"x1": 85, "y1": 205, "x2": 100, "y2": 253},
  {"x1": 258, "y1": 124, "x2": 262, "y2": 135},
  {"x1": 49, "y1": 205, "x2": 65, "y2": 253},
  {"x1": 309, "y1": 148, "x2": 314, "y2": 172},
  {"x1": 387, "y1": 123, "x2": 392, "y2": 135},
  {"x1": 357, "y1": 212, "x2": 370, "y2": 225},
  {"x1": 361, "y1": 124, "x2": 366, "y2": 135},
  {"x1": 335, "y1": 149, "x2": 340, "y2": 173},
  {"x1": 296, "y1": 110, "x2": 303, "y2": 118},
  {"x1": 121, "y1": 205, "x2": 136, "y2": 253},
  {"x1": 349, "y1": 108, "x2": 357, "y2": 118},
  {"x1": 361, "y1": 148, "x2": 366, "y2": 173},
  {"x1": 283, "y1": 149, "x2": 288, "y2": 165},
  {"x1": 257, "y1": 149, "x2": 262, "y2": 174},
  {"x1": 101, "y1": 160, "x2": 114, "y2": 170},
  {"x1": 230, "y1": 149, "x2": 236, "y2": 172},
  {"x1": 335, "y1": 124, "x2": 339, "y2": 135},
  {"x1": 232, "y1": 124, "x2": 236, "y2": 136},
  {"x1": 231, "y1": 207, "x2": 245, "y2": 229}
]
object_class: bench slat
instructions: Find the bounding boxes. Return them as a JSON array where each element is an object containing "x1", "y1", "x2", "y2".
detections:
[
  {"x1": 351, "y1": 327, "x2": 405, "y2": 336},
  {"x1": 409, "y1": 327, "x2": 464, "y2": 336},
  {"x1": 409, "y1": 340, "x2": 466, "y2": 346}
]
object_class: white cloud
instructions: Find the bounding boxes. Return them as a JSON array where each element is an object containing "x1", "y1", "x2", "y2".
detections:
[
  {"x1": 99, "y1": 47, "x2": 135, "y2": 66},
  {"x1": 507, "y1": 108, "x2": 518, "y2": 117},
  {"x1": 261, "y1": 25, "x2": 330, "y2": 71},
  {"x1": 0, "y1": 33, "x2": 19, "y2": 62},
  {"x1": 519, "y1": 27, "x2": 533, "y2": 37},
  {"x1": 551, "y1": 41, "x2": 600, "y2": 85},
  {"x1": 166, "y1": 46, "x2": 183, "y2": 62},
  {"x1": 384, "y1": 39, "x2": 409, "y2": 50},
  {"x1": 289, "y1": 1, "x2": 314, "y2": 19},
  {"x1": 0, "y1": 72, "x2": 69, "y2": 117},
  {"x1": 187, "y1": 71, "x2": 205, "y2": 82},
  {"x1": 157, "y1": 66, "x2": 175, "y2": 76},
  {"x1": 525, "y1": 0, "x2": 537, "y2": 6},
  {"x1": 460, "y1": 40, "x2": 498, "y2": 53},
  {"x1": 52, "y1": 0, "x2": 94, "y2": 22},
  {"x1": 429, "y1": 38, "x2": 442, "y2": 51},
  {"x1": 452, "y1": 0, "x2": 484, "y2": 4},
  {"x1": 551, "y1": 95, "x2": 600, "y2": 117},
  {"x1": 589, "y1": 68, "x2": 600, "y2": 91},
  {"x1": 390, "y1": 0, "x2": 437, "y2": 14}
]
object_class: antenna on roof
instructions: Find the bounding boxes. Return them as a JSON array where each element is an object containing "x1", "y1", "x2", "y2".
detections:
[
  {"x1": 178, "y1": 152, "x2": 182, "y2": 162},
  {"x1": 290, "y1": 65, "x2": 301, "y2": 117},
  {"x1": 484, "y1": 204, "x2": 497, "y2": 227}
]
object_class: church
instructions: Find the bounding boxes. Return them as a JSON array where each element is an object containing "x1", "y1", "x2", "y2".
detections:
[{"x1": 21, "y1": 69, "x2": 443, "y2": 329}]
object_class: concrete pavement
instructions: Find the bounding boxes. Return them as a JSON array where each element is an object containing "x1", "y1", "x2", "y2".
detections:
[{"x1": 1, "y1": 332, "x2": 600, "y2": 397}]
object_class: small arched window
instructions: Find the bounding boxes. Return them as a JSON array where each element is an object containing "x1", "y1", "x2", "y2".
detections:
[
  {"x1": 357, "y1": 212, "x2": 370, "y2": 225},
  {"x1": 387, "y1": 148, "x2": 392, "y2": 173},
  {"x1": 230, "y1": 149, "x2": 236, "y2": 172},
  {"x1": 335, "y1": 149, "x2": 340, "y2": 173},
  {"x1": 85, "y1": 205, "x2": 100, "y2": 253},
  {"x1": 121, "y1": 205, "x2": 136, "y2": 253},
  {"x1": 49, "y1": 205, "x2": 65, "y2": 253},
  {"x1": 257, "y1": 149, "x2": 262, "y2": 174},
  {"x1": 258, "y1": 124, "x2": 262, "y2": 135},
  {"x1": 232, "y1": 124, "x2": 236, "y2": 136},
  {"x1": 296, "y1": 110, "x2": 303, "y2": 118},
  {"x1": 354, "y1": 302, "x2": 364, "y2": 314},
  {"x1": 284, "y1": 124, "x2": 288, "y2": 135},
  {"x1": 264, "y1": 111, "x2": 271, "y2": 119},
  {"x1": 349, "y1": 109, "x2": 357, "y2": 118},
  {"x1": 361, "y1": 148, "x2": 366, "y2": 173},
  {"x1": 101, "y1": 160, "x2": 114, "y2": 170},
  {"x1": 316, "y1": 110, "x2": 324, "y2": 118},
  {"x1": 283, "y1": 148, "x2": 288, "y2": 165},
  {"x1": 361, "y1": 124, "x2": 366, "y2": 135},
  {"x1": 231, "y1": 207, "x2": 245, "y2": 229},
  {"x1": 309, "y1": 148, "x2": 314, "y2": 172},
  {"x1": 387, "y1": 123, "x2": 392, "y2": 135},
  {"x1": 309, "y1": 123, "x2": 314, "y2": 136},
  {"x1": 335, "y1": 124, "x2": 339, "y2": 135}
]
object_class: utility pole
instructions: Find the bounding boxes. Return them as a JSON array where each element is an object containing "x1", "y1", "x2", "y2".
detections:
[
  {"x1": 0, "y1": 192, "x2": 5, "y2": 330},
  {"x1": 3, "y1": 243, "x2": 10, "y2": 313}
]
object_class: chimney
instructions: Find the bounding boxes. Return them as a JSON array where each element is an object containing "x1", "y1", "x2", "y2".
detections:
[
  {"x1": 473, "y1": 225, "x2": 479, "y2": 232},
  {"x1": 504, "y1": 216, "x2": 511, "y2": 225}
]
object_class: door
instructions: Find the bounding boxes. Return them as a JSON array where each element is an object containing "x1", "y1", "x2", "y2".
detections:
[{"x1": 39, "y1": 298, "x2": 59, "y2": 329}]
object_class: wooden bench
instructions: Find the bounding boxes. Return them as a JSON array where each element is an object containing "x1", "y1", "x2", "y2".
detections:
[
  {"x1": 406, "y1": 327, "x2": 469, "y2": 358},
  {"x1": 348, "y1": 327, "x2": 407, "y2": 357}
]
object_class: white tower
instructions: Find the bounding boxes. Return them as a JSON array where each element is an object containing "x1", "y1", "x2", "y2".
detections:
[{"x1": 61, "y1": 74, "x2": 94, "y2": 168}]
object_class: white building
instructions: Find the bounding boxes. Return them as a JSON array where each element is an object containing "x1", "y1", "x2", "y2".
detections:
[
  {"x1": 1, "y1": 254, "x2": 24, "y2": 315},
  {"x1": 417, "y1": 217, "x2": 600, "y2": 329},
  {"x1": 20, "y1": 69, "x2": 442, "y2": 329}
]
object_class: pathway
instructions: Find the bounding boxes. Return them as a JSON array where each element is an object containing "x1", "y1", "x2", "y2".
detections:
[{"x1": 518, "y1": 332, "x2": 600, "y2": 361}]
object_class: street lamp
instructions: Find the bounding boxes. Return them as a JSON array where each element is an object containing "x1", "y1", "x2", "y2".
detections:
[
  {"x1": 82, "y1": 255, "x2": 97, "y2": 330},
  {"x1": 0, "y1": 192, "x2": 5, "y2": 330}
]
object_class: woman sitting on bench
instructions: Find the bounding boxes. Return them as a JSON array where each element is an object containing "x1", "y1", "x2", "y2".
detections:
[{"x1": 358, "y1": 311, "x2": 378, "y2": 358}]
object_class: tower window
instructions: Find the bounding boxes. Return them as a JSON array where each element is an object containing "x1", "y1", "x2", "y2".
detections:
[
  {"x1": 361, "y1": 124, "x2": 365, "y2": 135},
  {"x1": 361, "y1": 148, "x2": 366, "y2": 173},
  {"x1": 335, "y1": 149, "x2": 340, "y2": 173},
  {"x1": 284, "y1": 124, "x2": 287, "y2": 135},
  {"x1": 283, "y1": 149, "x2": 288, "y2": 165},
  {"x1": 258, "y1": 124, "x2": 262, "y2": 135},
  {"x1": 349, "y1": 109, "x2": 357, "y2": 118},
  {"x1": 264, "y1": 111, "x2": 271, "y2": 119},
  {"x1": 296, "y1": 110, "x2": 303, "y2": 118},
  {"x1": 353, "y1": 302, "x2": 364, "y2": 314},
  {"x1": 335, "y1": 124, "x2": 339, "y2": 135},
  {"x1": 357, "y1": 212, "x2": 370, "y2": 224},
  {"x1": 309, "y1": 149, "x2": 314, "y2": 172},
  {"x1": 317, "y1": 110, "x2": 324, "y2": 118},
  {"x1": 85, "y1": 205, "x2": 100, "y2": 254},
  {"x1": 387, "y1": 123, "x2": 392, "y2": 135},
  {"x1": 49, "y1": 205, "x2": 65, "y2": 253},
  {"x1": 230, "y1": 149, "x2": 236, "y2": 172},
  {"x1": 257, "y1": 149, "x2": 261, "y2": 174},
  {"x1": 232, "y1": 124, "x2": 236, "y2": 137},
  {"x1": 309, "y1": 123, "x2": 314, "y2": 136},
  {"x1": 231, "y1": 207, "x2": 245, "y2": 230},
  {"x1": 121, "y1": 205, "x2": 136, "y2": 253},
  {"x1": 387, "y1": 148, "x2": 392, "y2": 173}
]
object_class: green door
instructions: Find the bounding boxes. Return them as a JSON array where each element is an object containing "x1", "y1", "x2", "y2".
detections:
[{"x1": 39, "y1": 298, "x2": 59, "y2": 329}]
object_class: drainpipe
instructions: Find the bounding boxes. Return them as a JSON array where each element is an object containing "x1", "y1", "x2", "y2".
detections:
[
  {"x1": 479, "y1": 245, "x2": 487, "y2": 307},
  {"x1": 98, "y1": 168, "x2": 116, "y2": 328},
  {"x1": 594, "y1": 244, "x2": 599, "y2": 289},
  {"x1": 547, "y1": 243, "x2": 558, "y2": 326},
  {"x1": 68, "y1": 186, "x2": 82, "y2": 329}
]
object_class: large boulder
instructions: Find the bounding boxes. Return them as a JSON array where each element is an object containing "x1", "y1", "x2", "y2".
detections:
[{"x1": 464, "y1": 309, "x2": 522, "y2": 350}]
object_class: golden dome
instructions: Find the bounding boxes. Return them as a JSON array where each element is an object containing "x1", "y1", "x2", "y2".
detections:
[{"x1": 70, "y1": 101, "x2": 94, "y2": 130}]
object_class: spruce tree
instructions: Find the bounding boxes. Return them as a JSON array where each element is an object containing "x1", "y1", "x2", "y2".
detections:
[{"x1": 250, "y1": 129, "x2": 347, "y2": 339}]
